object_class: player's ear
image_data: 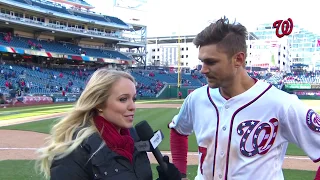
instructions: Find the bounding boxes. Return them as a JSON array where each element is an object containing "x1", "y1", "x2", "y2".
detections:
[{"x1": 233, "y1": 52, "x2": 245, "y2": 68}]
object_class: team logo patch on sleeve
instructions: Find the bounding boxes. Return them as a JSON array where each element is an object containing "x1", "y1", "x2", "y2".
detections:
[{"x1": 306, "y1": 109, "x2": 320, "y2": 132}]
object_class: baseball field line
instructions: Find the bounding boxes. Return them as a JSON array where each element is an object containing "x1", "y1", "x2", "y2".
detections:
[
  {"x1": 136, "y1": 99, "x2": 184, "y2": 103},
  {"x1": 0, "y1": 104, "x2": 74, "y2": 112},
  {"x1": 0, "y1": 103, "x2": 181, "y2": 127},
  {"x1": 0, "y1": 112, "x2": 66, "y2": 127}
]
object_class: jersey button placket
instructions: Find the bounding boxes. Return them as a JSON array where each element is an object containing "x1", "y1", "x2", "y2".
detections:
[
  {"x1": 220, "y1": 151, "x2": 224, "y2": 157},
  {"x1": 217, "y1": 103, "x2": 230, "y2": 180}
]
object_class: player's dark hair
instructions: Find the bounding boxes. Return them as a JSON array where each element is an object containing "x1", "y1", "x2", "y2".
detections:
[{"x1": 193, "y1": 16, "x2": 248, "y2": 60}]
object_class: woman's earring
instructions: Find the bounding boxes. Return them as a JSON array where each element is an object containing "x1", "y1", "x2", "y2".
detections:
[{"x1": 97, "y1": 109, "x2": 103, "y2": 112}]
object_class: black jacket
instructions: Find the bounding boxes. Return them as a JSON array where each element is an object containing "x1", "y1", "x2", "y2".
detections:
[{"x1": 50, "y1": 128, "x2": 153, "y2": 180}]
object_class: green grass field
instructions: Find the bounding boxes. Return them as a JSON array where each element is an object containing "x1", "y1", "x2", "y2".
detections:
[
  {"x1": 0, "y1": 160, "x2": 316, "y2": 180},
  {"x1": 0, "y1": 99, "x2": 318, "y2": 179},
  {"x1": 0, "y1": 99, "x2": 185, "y2": 120},
  {"x1": 0, "y1": 113, "x2": 307, "y2": 156}
]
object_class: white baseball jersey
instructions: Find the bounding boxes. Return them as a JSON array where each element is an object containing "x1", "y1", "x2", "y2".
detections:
[{"x1": 169, "y1": 80, "x2": 320, "y2": 180}]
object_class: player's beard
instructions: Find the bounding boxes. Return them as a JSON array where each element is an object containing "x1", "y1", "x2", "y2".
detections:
[{"x1": 207, "y1": 77, "x2": 220, "y2": 88}]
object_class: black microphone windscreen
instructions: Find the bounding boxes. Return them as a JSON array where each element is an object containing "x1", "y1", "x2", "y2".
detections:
[{"x1": 135, "y1": 120, "x2": 155, "y2": 141}]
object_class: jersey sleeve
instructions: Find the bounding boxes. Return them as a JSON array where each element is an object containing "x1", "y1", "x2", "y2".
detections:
[
  {"x1": 168, "y1": 94, "x2": 193, "y2": 135},
  {"x1": 281, "y1": 96, "x2": 320, "y2": 162}
]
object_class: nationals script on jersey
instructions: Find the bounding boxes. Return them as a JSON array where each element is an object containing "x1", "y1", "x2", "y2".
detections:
[{"x1": 169, "y1": 80, "x2": 320, "y2": 180}]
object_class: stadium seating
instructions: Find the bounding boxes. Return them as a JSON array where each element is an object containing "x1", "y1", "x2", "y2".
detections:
[
  {"x1": 62, "y1": 45, "x2": 131, "y2": 60},
  {"x1": 25, "y1": 0, "x2": 128, "y2": 27},
  {"x1": 265, "y1": 73, "x2": 283, "y2": 84},
  {"x1": 131, "y1": 71, "x2": 163, "y2": 97},
  {"x1": 31, "y1": 0, "x2": 71, "y2": 14},
  {"x1": 12, "y1": 0, "x2": 29, "y2": 5},
  {"x1": 105, "y1": 50, "x2": 131, "y2": 60},
  {"x1": 10, "y1": 0, "x2": 128, "y2": 27},
  {"x1": 0, "y1": 64, "x2": 165, "y2": 97},
  {"x1": 67, "y1": 0, "x2": 92, "y2": 6},
  {"x1": 19, "y1": 37, "x2": 76, "y2": 54},
  {"x1": 0, "y1": 1, "x2": 148, "y2": 99},
  {"x1": 0, "y1": 64, "x2": 87, "y2": 94},
  {"x1": 284, "y1": 74, "x2": 320, "y2": 84},
  {"x1": 0, "y1": 33, "x2": 30, "y2": 49},
  {"x1": 1, "y1": 62, "x2": 320, "y2": 99},
  {"x1": 104, "y1": 16, "x2": 127, "y2": 26},
  {"x1": 73, "y1": 11, "x2": 108, "y2": 23},
  {"x1": 0, "y1": 33, "x2": 131, "y2": 60},
  {"x1": 1, "y1": 1, "x2": 319, "y2": 100},
  {"x1": 148, "y1": 73, "x2": 177, "y2": 84}
]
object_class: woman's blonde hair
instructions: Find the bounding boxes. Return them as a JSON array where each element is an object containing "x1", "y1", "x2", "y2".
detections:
[{"x1": 36, "y1": 68, "x2": 135, "y2": 179}]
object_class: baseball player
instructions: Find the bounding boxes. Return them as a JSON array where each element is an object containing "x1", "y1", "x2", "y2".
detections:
[{"x1": 169, "y1": 17, "x2": 320, "y2": 180}]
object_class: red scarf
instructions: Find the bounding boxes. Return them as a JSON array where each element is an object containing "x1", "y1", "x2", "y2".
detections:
[{"x1": 93, "y1": 116, "x2": 134, "y2": 163}]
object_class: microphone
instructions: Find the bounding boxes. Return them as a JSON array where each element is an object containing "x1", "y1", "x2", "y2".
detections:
[{"x1": 135, "y1": 120, "x2": 168, "y2": 172}]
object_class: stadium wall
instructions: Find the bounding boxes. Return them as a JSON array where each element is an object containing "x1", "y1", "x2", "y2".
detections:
[
  {"x1": 157, "y1": 85, "x2": 198, "y2": 99},
  {"x1": 284, "y1": 85, "x2": 320, "y2": 100},
  {"x1": 52, "y1": 96, "x2": 79, "y2": 103},
  {"x1": 296, "y1": 95, "x2": 320, "y2": 100}
]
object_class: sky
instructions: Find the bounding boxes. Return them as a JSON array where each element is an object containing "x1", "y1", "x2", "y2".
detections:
[{"x1": 85, "y1": 0, "x2": 319, "y2": 37}]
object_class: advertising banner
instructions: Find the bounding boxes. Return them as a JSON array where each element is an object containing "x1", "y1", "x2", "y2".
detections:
[
  {"x1": 311, "y1": 84, "x2": 320, "y2": 89},
  {"x1": 285, "y1": 84, "x2": 311, "y2": 89},
  {"x1": 22, "y1": 96, "x2": 53, "y2": 104}
]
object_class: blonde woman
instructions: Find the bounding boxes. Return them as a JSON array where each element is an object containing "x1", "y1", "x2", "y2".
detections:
[{"x1": 36, "y1": 69, "x2": 182, "y2": 180}]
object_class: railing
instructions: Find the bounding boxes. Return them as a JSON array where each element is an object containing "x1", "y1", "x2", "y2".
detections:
[
  {"x1": 0, "y1": 13, "x2": 128, "y2": 41},
  {"x1": 66, "y1": 0, "x2": 92, "y2": 7},
  {"x1": 25, "y1": 0, "x2": 32, "y2": 5},
  {"x1": 0, "y1": 0, "x2": 129, "y2": 29},
  {"x1": 32, "y1": 0, "x2": 65, "y2": 8},
  {"x1": 121, "y1": 37, "x2": 146, "y2": 44}
]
